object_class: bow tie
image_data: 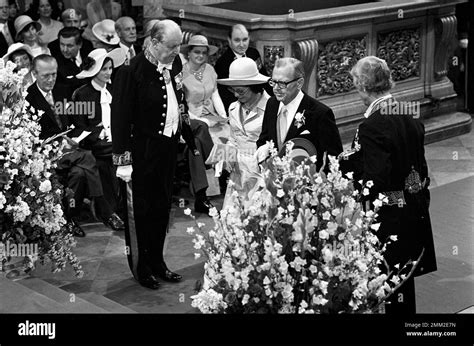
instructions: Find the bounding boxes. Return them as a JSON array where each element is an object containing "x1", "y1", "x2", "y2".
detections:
[{"x1": 157, "y1": 62, "x2": 173, "y2": 73}]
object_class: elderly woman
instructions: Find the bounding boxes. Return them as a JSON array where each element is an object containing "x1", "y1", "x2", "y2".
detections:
[
  {"x1": 340, "y1": 56, "x2": 437, "y2": 314},
  {"x1": 2, "y1": 43, "x2": 34, "y2": 88},
  {"x1": 181, "y1": 35, "x2": 227, "y2": 134},
  {"x1": 14, "y1": 15, "x2": 50, "y2": 57},
  {"x1": 69, "y1": 48, "x2": 127, "y2": 231},
  {"x1": 216, "y1": 57, "x2": 270, "y2": 208}
]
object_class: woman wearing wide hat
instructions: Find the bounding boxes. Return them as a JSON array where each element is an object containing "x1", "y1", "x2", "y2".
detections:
[
  {"x1": 3, "y1": 42, "x2": 35, "y2": 88},
  {"x1": 69, "y1": 48, "x2": 127, "y2": 231},
  {"x1": 215, "y1": 57, "x2": 270, "y2": 208},
  {"x1": 14, "y1": 15, "x2": 50, "y2": 57},
  {"x1": 91, "y1": 18, "x2": 120, "y2": 51}
]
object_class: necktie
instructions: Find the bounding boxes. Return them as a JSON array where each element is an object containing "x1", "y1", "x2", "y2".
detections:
[
  {"x1": 129, "y1": 46, "x2": 135, "y2": 59},
  {"x1": 277, "y1": 107, "x2": 288, "y2": 149},
  {"x1": 45, "y1": 91, "x2": 62, "y2": 129}
]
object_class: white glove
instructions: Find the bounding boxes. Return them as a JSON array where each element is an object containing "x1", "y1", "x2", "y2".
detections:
[
  {"x1": 116, "y1": 165, "x2": 133, "y2": 182},
  {"x1": 254, "y1": 143, "x2": 270, "y2": 163}
]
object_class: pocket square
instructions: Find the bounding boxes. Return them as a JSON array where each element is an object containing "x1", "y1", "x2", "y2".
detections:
[{"x1": 300, "y1": 130, "x2": 310, "y2": 135}]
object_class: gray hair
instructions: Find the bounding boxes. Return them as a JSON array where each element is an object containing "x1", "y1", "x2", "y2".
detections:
[
  {"x1": 32, "y1": 54, "x2": 57, "y2": 71},
  {"x1": 150, "y1": 19, "x2": 181, "y2": 43},
  {"x1": 115, "y1": 16, "x2": 135, "y2": 33},
  {"x1": 274, "y1": 57, "x2": 305, "y2": 79},
  {"x1": 350, "y1": 56, "x2": 394, "y2": 94}
]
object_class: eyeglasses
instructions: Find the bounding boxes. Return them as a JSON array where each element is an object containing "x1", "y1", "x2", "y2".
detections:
[
  {"x1": 268, "y1": 77, "x2": 301, "y2": 89},
  {"x1": 227, "y1": 87, "x2": 250, "y2": 95}
]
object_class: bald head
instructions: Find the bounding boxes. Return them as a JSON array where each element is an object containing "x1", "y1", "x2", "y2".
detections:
[
  {"x1": 228, "y1": 23, "x2": 249, "y2": 56},
  {"x1": 115, "y1": 16, "x2": 136, "y2": 45},
  {"x1": 149, "y1": 19, "x2": 182, "y2": 64}
]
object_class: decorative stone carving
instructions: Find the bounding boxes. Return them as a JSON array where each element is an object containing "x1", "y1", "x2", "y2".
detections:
[
  {"x1": 182, "y1": 30, "x2": 194, "y2": 45},
  {"x1": 293, "y1": 39, "x2": 318, "y2": 93},
  {"x1": 316, "y1": 37, "x2": 366, "y2": 97},
  {"x1": 434, "y1": 15, "x2": 457, "y2": 80},
  {"x1": 263, "y1": 46, "x2": 284, "y2": 74},
  {"x1": 377, "y1": 28, "x2": 421, "y2": 82}
]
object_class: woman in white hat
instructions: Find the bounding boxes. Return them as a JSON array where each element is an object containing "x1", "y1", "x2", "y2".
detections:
[
  {"x1": 91, "y1": 18, "x2": 120, "y2": 51},
  {"x1": 216, "y1": 57, "x2": 270, "y2": 208},
  {"x1": 2, "y1": 42, "x2": 35, "y2": 88},
  {"x1": 14, "y1": 15, "x2": 50, "y2": 57},
  {"x1": 68, "y1": 48, "x2": 127, "y2": 231},
  {"x1": 181, "y1": 35, "x2": 227, "y2": 135}
]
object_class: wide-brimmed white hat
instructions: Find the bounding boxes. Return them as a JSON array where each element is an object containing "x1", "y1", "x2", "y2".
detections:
[
  {"x1": 92, "y1": 19, "x2": 120, "y2": 45},
  {"x1": 14, "y1": 15, "x2": 42, "y2": 41},
  {"x1": 180, "y1": 35, "x2": 218, "y2": 56},
  {"x1": 76, "y1": 48, "x2": 126, "y2": 79},
  {"x1": 217, "y1": 57, "x2": 269, "y2": 86},
  {"x1": 2, "y1": 42, "x2": 34, "y2": 63}
]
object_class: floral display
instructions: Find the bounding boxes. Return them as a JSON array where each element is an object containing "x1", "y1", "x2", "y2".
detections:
[
  {"x1": 188, "y1": 142, "x2": 419, "y2": 313},
  {"x1": 0, "y1": 61, "x2": 83, "y2": 276}
]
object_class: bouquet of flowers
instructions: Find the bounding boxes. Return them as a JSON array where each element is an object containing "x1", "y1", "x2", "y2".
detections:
[
  {"x1": 0, "y1": 61, "x2": 83, "y2": 277},
  {"x1": 187, "y1": 142, "x2": 418, "y2": 313}
]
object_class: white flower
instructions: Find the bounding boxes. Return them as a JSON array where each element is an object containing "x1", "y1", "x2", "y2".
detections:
[
  {"x1": 184, "y1": 208, "x2": 192, "y2": 216},
  {"x1": 345, "y1": 172, "x2": 353, "y2": 179},
  {"x1": 0, "y1": 192, "x2": 6, "y2": 209},
  {"x1": 319, "y1": 229, "x2": 329, "y2": 239},
  {"x1": 209, "y1": 207, "x2": 219, "y2": 217},
  {"x1": 362, "y1": 188, "x2": 370, "y2": 196},
  {"x1": 389, "y1": 235, "x2": 398, "y2": 241},
  {"x1": 194, "y1": 253, "x2": 201, "y2": 260},
  {"x1": 276, "y1": 189, "x2": 285, "y2": 198},
  {"x1": 263, "y1": 276, "x2": 271, "y2": 285},
  {"x1": 287, "y1": 204, "x2": 295, "y2": 212},
  {"x1": 197, "y1": 222, "x2": 205, "y2": 228},
  {"x1": 322, "y1": 211, "x2": 331, "y2": 220},
  {"x1": 39, "y1": 180, "x2": 52, "y2": 193},
  {"x1": 366, "y1": 180, "x2": 374, "y2": 188},
  {"x1": 186, "y1": 227, "x2": 195, "y2": 234},
  {"x1": 370, "y1": 223, "x2": 381, "y2": 231},
  {"x1": 312, "y1": 295, "x2": 328, "y2": 306}
]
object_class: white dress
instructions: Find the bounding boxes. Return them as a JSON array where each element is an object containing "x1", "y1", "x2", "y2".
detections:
[{"x1": 223, "y1": 91, "x2": 270, "y2": 208}]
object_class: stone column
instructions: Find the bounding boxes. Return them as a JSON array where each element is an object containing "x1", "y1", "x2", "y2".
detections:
[{"x1": 292, "y1": 39, "x2": 318, "y2": 96}]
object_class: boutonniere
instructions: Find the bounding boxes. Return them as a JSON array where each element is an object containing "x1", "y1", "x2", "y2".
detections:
[
  {"x1": 175, "y1": 72, "x2": 183, "y2": 90},
  {"x1": 294, "y1": 110, "x2": 306, "y2": 129}
]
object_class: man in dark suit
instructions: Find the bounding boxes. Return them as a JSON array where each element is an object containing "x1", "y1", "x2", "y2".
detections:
[
  {"x1": 214, "y1": 23, "x2": 270, "y2": 112},
  {"x1": 0, "y1": 0, "x2": 15, "y2": 57},
  {"x1": 51, "y1": 27, "x2": 89, "y2": 105},
  {"x1": 112, "y1": 19, "x2": 198, "y2": 290},
  {"x1": 26, "y1": 54, "x2": 117, "y2": 237},
  {"x1": 48, "y1": 9, "x2": 93, "y2": 59},
  {"x1": 256, "y1": 57, "x2": 343, "y2": 172},
  {"x1": 115, "y1": 16, "x2": 141, "y2": 66},
  {"x1": 340, "y1": 56, "x2": 437, "y2": 314}
]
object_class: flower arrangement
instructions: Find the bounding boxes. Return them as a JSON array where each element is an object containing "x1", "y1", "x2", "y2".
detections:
[
  {"x1": 187, "y1": 141, "x2": 419, "y2": 313},
  {"x1": 0, "y1": 61, "x2": 83, "y2": 277}
]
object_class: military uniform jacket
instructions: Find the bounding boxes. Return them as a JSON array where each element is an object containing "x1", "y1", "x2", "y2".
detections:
[
  {"x1": 339, "y1": 100, "x2": 437, "y2": 277},
  {"x1": 111, "y1": 51, "x2": 197, "y2": 166}
]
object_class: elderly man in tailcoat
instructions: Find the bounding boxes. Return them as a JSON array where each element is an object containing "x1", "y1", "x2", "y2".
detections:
[{"x1": 111, "y1": 19, "x2": 198, "y2": 290}]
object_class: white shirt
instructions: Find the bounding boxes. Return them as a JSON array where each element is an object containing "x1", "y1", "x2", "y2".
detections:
[
  {"x1": 74, "y1": 51, "x2": 82, "y2": 68},
  {"x1": 37, "y1": 84, "x2": 52, "y2": 102},
  {"x1": 277, "y1": 90, "x2": 305, "y2": 135},
  {"x1": 162, "y1": 71, "x2": 180, "y2": 137},
  {"x1": 91, "y1": 79, "x2": 112, "y2": 142},
  {"x1": 120, "y1": 42, "x2": 135, "y2": 63},
  {"x1": 364, "y1": 94, "x2": 392, "y2": 118}
]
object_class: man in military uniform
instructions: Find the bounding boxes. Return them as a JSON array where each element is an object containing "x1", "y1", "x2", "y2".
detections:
[{"x1": 111, "y1": 19, "x2": 198, "y2": 290}]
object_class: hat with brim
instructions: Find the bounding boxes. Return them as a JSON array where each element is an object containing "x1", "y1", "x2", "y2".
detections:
[
  {"x1": 278, "y1": 138, "x2": 317, "y2": 165},
  {"x1": 217, "y1": 57, "x2": 269, "y2": 86},
  {"x1": 138, "y1": 19, "x2": 159, "y2": 39},
  {"x1": 14, "y1": 15, "x2": 42, "y2": 41},
  {"x1": 92, "y1": 19, "x2": 120, "y2": 45},
  {"x1": 76, "y1": 48, "x2": 126, "y2": 79},
  {"x1": 2, "y1": 42, "x2": 34, "y2": 63},
  {"x1": 180, "y1": 34, "x2": 218, "y2": 56}
]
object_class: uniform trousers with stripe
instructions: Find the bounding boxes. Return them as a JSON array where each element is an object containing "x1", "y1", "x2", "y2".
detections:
[{"x1": 120, "y1": 132, "x2": 179, "y2": 280}]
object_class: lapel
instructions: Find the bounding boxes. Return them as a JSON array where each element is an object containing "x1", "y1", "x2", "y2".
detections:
[
  {"x1": 229, "y1": 102, "x2": 247, "y2": 135},
  {"x1": 267, "y1": 97, "x2": 279, "y2": 145},
  {"x1": 36, "y1": 84, "x2": 62, "y2": 129},
  {"x1": 284, "y1": 94, "x2": 308, "y2": 142}
]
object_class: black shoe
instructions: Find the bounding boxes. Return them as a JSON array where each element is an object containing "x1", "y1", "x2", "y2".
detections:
[
  {"x1": 155, "y1": 269, "x2": 182, "y2": 283},
  {"x1": 194, "y1": 198, "x2": 214, "y2": 214},
  {"x1": 67, "y1": 219, "x2": 85, "y2": 237},
  {"x1": 137, "y1": 274, "x2": 161, "y2": 289},
  {"x1": 105, "y1": 213, "x2": 125, "y2": 231}
]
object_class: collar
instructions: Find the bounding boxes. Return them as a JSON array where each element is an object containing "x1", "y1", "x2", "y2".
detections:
[
  {"x1": 278, "y1": 90, "x2": 304, "y2": 115},
  {"x1": 364, "y1": 94, "x2": 392, "y2": 118},
  {"x1": 120, "y1": 42, "x2": 135, "y2": 52},
  {"x1": 36, "y1": 83, "x2": 50, "y2": 99},
  {"x1": 145, "y1": 47, "x2": 173, "y2": 73},
  {"x1": 91, "y1": 79, "x2": 110, "y2": 92},
  {"x1": 233, "y1": 51, "x2": 245, "y2": 59}
]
